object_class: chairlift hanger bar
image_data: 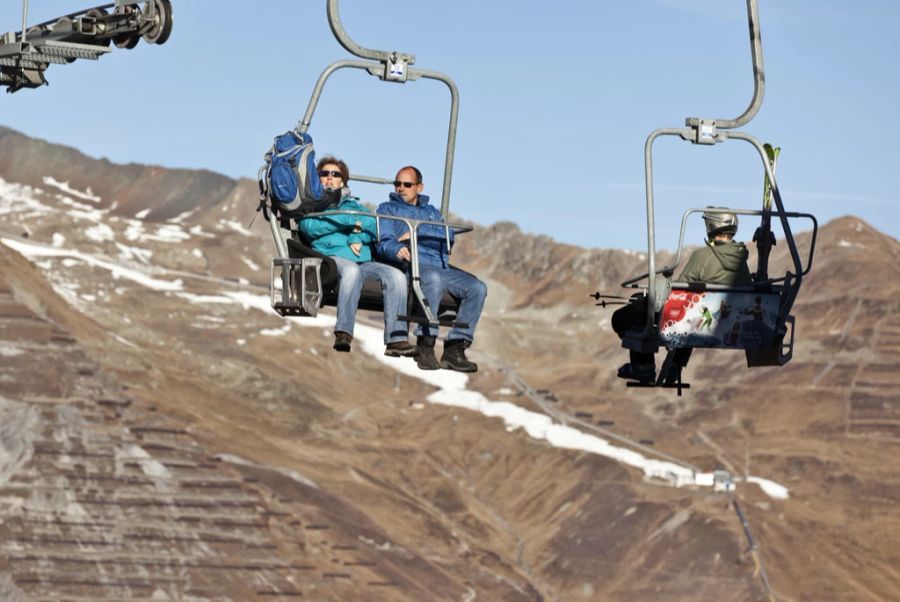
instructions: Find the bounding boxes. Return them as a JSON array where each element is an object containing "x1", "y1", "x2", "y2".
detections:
[
  {"x1": 685, "y1": 0, "x2": 764, "y2": 135},
  {"x1": 295, "y1": 0, "x2": 460, "y2": 220}
]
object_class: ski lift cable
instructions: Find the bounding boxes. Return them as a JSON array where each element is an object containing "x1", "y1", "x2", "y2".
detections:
[{"x1": 733, "y1": 496, "x2": 779, "y2": 601}]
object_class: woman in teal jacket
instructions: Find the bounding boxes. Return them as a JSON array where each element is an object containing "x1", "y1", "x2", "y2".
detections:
[{"x1": 299, "y1": 157, "x2": 414, "y2": 356}]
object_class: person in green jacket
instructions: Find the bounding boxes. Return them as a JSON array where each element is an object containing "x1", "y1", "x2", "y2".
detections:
[
  {"x1": 678, "y1": 212, "x2": 752, "y2": 286},
  {"x1": 299, "y1": 157, "x2": 415, "y2": 357},
  {"x1": 614, "y1": 208, "x2": 752, "y2": 384}
]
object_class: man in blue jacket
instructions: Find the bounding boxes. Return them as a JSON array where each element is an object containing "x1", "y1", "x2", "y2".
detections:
[
  {"x1": 376, "y1": 165, "x2": 487, "y2": 372},
  {"x1": 299, "y1": 157, "x2": 415, "y2": 357}
]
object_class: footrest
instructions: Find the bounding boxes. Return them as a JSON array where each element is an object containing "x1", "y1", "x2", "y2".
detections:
[
  {"x1": 397, "y1": 315, "x2": 469, "y2": 329},
  {"x1": 625, "y1": 380, "x2": 691, "y2": 396}
]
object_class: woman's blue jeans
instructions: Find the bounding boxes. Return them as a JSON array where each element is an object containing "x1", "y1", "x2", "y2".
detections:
[{"x1": 332, "y1": 257, "x2": 409, "y2": 344}]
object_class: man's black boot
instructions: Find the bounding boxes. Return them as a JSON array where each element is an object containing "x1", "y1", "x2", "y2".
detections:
[
  {"x1": 440, "y1": 339, "x2": 478, "y2": 373},
  {"x1": 415, "y1": 336, "x2": 440, "y2": 370}
]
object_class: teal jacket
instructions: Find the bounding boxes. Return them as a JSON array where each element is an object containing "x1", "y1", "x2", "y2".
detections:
[{"x1": 298, "y1": 195, "x2": 377, "y2": 263}]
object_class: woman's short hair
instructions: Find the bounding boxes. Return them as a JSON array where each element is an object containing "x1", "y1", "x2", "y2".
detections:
[{"x1": 316, "y1": 156, "x2": 349, "y2": 183}]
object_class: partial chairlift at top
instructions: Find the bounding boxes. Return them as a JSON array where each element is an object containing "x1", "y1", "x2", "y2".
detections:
[
  {"x1": 0, "y1": 0, "x2": 173, "y2": 92},
  {"x1": 605, "y1": 0, "x2": 817, "y2": 393},
  {"x1": 264, "y1": 0, "x2": 473, "y2": 332}
]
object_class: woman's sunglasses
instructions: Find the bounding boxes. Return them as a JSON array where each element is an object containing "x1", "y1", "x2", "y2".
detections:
[{"x1": 318, "y1": 170, "x2": 343, "y2": 178}]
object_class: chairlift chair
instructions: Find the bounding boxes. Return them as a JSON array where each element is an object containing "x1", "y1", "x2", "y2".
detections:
[
  {"x1": 0, "y1": 0, "x2": 173, "y2": 93},
  {"x1": 266, "y1": 0, "x2": 475, "y2": 333},
  {"x1": 610, "y1": 0, "x2": 818, "y2": 392}
]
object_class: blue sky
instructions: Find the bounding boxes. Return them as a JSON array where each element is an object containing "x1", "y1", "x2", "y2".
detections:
[{"x1": 3, "y1": 1, "x2": 898, "y2": 251}]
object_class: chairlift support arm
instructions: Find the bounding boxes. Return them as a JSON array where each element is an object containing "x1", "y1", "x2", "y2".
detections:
[
  {"x1": 296, "y1": 0, "x2": 460, "y2": 221},
  {"x1": 685, "y1": 0, "x2": 765, "y2": 135}
]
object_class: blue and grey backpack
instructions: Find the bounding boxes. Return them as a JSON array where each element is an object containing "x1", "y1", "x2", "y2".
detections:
[{"x1": 257, "y1": 130, "x2": 336, "y2": 222}]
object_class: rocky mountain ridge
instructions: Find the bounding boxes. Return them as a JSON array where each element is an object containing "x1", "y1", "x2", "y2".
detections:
[{"x1": 0, "y1": 127, "x2": 898, "y2": 601}]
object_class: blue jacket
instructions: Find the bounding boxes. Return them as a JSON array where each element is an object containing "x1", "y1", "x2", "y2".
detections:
[
  {"x1": 298, "y1": 195, "x2": 377, "y2": 263},
  {"x1": 376, "y1": 193, "x2": 454, "y2": 269}
]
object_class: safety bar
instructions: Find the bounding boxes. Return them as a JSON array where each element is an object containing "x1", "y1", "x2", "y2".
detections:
[
  {"x1": 348, "y1": 174, "x2": 394, "y2": 186},
  {"x1": 622, "y1": 207, "x2": 817, "y2": 289},
  {"x1": 294, "y1": 0, "x2": 460, "y2": 221},
  {"x1": 685, "y1": 0, "x2": 764, "y2": 134},
  {"x1": 271, "y1": 207, "x2": 471, "y2": 326}
]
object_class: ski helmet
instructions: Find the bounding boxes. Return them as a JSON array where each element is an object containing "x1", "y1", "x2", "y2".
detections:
[{"x1": 702, "y1": 207, "x2": 738, "y2": 238}]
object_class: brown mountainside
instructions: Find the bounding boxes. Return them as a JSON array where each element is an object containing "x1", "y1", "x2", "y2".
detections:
[{"x1": 0, "y1": 129, "x2": 898, "y2": 601}]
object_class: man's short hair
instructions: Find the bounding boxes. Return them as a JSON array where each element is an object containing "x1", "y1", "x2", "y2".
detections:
[
  {"x1": 398, "y1": 165, "x2": 422, "y2": 184},
  {"x1": 317, "y1": 156, "x2": 349, "y2": 183}
]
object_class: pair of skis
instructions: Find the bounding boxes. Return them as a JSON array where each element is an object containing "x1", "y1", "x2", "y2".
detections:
[{"x1": 754, "y1": 143, "x2": 780, "y2": 281}]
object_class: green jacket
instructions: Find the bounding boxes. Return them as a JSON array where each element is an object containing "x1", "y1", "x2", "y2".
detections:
[
  {"x1": 678, "y1": 240, "x2": 752, "y2": 286},
  {"x1": 298, "y1": 196, "x2": 377, "y2": 263}
]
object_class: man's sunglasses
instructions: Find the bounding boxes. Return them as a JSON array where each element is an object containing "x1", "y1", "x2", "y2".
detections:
[
  {"x1": 318, "y1": 170, "x2": 343, "y2": 178},
  {"x1": 393, "y1": 180, "x2": 418, "y2": 189}
]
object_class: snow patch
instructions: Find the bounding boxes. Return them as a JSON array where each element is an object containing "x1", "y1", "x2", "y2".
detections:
[
  {"x1": 84, "y1": 223, "x2": 115, "y2": 242},
  {"x1": 135, "y1": 209, "x2": 151, "y2": 219},
  {"x1": 119, "y1": 444, "x2": 171, "y2": 478},
  {"x1": 2, "y1": 237, "x2": 184, "y2": 292},
  {"x1": 241, "y1": 255, "x2": 261, "y2": 271},
  {"x1": 175, "y1": 292, "x2": 234, "y2": 304},
  {"x1": 260, "y1": 324, "x2": 291, "y2": 336},
  {"x1": 218, "y1": 219, "x2": 254, "y2": 236},
  {"x1": 221, "y1": 290, "x2": 790, "y2": 499},
  {"x1": 116, "y1": 242, "x2": 154, "y2": 265},
  {"x1": 214, "y1": 453, "x2": 319, "y2": 489},
  {"x1": 149, "y1": 224, "x2": 191, "y2": 243},
  {"x1": 42, "y1": 176, "x2": 101, "y2": 203},
  {"x1": 746, "y1": 477, "x2": 789, "y2": 500},
  {"x1": 0, "y1": 345, "x2": 24, "y2": 357},
  {"x1": 168, "y1": 207, "x2": 200, "y2": 224},
  {"x1": 59, "y1": 197, "x2": 106, "y2": 222}
]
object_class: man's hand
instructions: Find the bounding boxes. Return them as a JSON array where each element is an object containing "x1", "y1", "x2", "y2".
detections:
[
  {"x1": 350, "y1": 242, "x2": 362, "y2": 256},
  {"x1": 397, "y1": 247, "x2": 411, "y2": 262},
  {"x1": 398, "y1": 230, "x2": 411, "y2": 242},
  {"x1": 353, "y1": 220, "x2": 362, "y2": 233}
]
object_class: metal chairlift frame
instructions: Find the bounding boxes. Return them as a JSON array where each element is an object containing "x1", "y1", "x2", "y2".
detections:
[
  {"x1": 1, "y1": 0, "x2": 172, "y2": 92},
  {"x1": 269, "y1": 0, "x2": 472, "y2": 328},
  {"x1": 621, "y1": 0, "x2": 817, "y2": 368}
]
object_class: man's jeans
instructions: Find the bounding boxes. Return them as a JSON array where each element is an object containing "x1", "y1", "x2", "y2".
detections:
[
  {"x1": 417, "y1": 266, "x2": 487, "y2": 342},
  {"x1": 332, "y1": 257, "x2": 408, "y2": 344}
]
